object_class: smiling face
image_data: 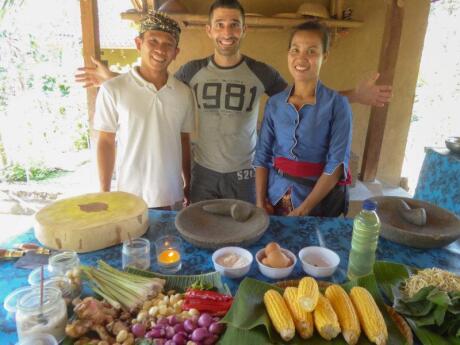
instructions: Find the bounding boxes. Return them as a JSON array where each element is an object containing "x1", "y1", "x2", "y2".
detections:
[
  {"x1": 288, "y1": 30, "x2": 327, "y2": 83},
  {"x1": 206, "y1": 7, "x2": 246, "y2": 58},
  {"x1": 135, "y1": 30, "x2": 179, "y2": 73}
]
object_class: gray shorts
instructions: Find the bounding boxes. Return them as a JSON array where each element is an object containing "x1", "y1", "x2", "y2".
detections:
[{"x1": 190, "y1": 162, "x2": 255, "y2": 204}]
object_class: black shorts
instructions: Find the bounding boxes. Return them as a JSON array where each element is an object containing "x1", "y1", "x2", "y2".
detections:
[{"x1": 190, "y1": 163, "x2": 255, "y2": 204}]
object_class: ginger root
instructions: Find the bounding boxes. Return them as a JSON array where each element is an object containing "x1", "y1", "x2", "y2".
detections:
[
  {"x1": 106, "y1": 320, "x2": 129, "y2": 336},
  {"x1": 66, "y1": 319, "x2": 93, "y2": 338},
  {"x1": 92, "y1": 324, "x2": 115, "y2": 343},
  {"x1": 74, "y1": 297, "x2": 118, "y2": 324},
  {"x1": 74, "y1": 338, "x2": 99, "y2": 345}
]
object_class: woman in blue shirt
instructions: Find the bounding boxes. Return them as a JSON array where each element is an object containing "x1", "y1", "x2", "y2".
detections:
[{"x1": 253, "y1": 21, "x2": 352, "y2": 217}]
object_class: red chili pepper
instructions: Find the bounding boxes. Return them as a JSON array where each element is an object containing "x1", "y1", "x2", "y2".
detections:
[
  {"x1": 183, "y1": 290, "x2": 233, "y2": 316},
  {"x1": 183, "y1": 298, "x2": 231, "y2": 316},
  {"x1": 183, "y1": 299, "x2": 232, "y2": 309},
  {"x1": 185, "y1": 289, "x2": 233, "y2": 302}
]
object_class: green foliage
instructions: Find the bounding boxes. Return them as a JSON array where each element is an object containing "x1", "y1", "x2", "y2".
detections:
[
  {"x1": 0, "y1": 0, "x2": 24, "y2": 20},
  {"x1": 41, "y1": 75, "x2": 56, "y2": 93},
  {"x1": 374, "y1": 261, "x2": 460, "y2": 344},
  {"x1": 394, "y1": 286, "x2": 460, "y2": 337},
  {"x1": 0, "y1": 163, "x2": 66, "y2": 182},
  {"x1": 0, "y1": 0, "x2": 89, "y2": 174},
  {"x1": 73, "y1": 122, "x2": 90, "y2": 150}
]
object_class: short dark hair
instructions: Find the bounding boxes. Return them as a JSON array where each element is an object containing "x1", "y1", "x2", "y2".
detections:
[
  {"x1": 208, "y1": 0, "x2": 245, "y2": 24},
  {"x1": 289, "y1": 21, "x2": 330, "y2": 53}
]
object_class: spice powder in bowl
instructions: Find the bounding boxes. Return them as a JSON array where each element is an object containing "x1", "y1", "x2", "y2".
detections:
[
  {"x1": 212, "y1": 247, "x2": 253, "y2": 279},
  {"x1": 216, "y1": 252, "x2": 249, "y2": 269},
  {"x1": 298, "y1": 246, "x2": 340, "y2": 278}
]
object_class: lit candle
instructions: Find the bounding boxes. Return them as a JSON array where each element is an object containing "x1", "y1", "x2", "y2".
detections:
[
  {"x1": 154, "y1": 235, "x2": 182, "y2": 273},
  {"x1": 158, "y1": 248, "x2": 181, "y2": 265}
]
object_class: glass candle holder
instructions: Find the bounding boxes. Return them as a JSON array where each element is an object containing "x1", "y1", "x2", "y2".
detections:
[
  {"x1": 154, "y1": 235, "x2": 182, "y2": 273},
  {"x1": 122, "y1": 238, "x2": 151, "y2": 270}
]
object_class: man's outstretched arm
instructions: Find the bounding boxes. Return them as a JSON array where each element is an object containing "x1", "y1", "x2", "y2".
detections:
[
  {"x1": 75, "y1": 56, "x2": 119, "y2": 88},
  {"x1": 340, "y1": 72, "x2": 392, "y2": 107}
]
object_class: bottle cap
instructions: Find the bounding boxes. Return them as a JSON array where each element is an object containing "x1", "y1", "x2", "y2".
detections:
[{"x1": 363, "y1": 199, "x2": 377, "y2": 211}]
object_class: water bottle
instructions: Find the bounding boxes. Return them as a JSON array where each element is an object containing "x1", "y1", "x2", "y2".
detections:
[{"x1": 347, "y1": 199, "x2": 381, "y2": 280}]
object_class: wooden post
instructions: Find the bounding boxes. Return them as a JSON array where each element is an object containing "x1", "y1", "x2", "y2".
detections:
[
  {"x1": 329, "y1": 0, "x2": 337, "y2": 18},
  {"x1": 360, "y1": 0, "x2": 404, "y2": 182},
  {"x1": 147, "y1": 0, "x2": 158, "y2": 11},
  {"x1": 79, "y1": 0, "x2": 101, "y2": 134},
  {"x1": 336, "y1": 0, "x2": 344, "y2": 19}
]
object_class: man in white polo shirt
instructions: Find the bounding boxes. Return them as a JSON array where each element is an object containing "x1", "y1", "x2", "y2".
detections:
[{"x1": 94, "y1": 12, "x2": 194, "y2": 209}]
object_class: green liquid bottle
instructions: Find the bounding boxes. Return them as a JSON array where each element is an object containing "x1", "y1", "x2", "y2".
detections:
[{"x1": 347, "y1": 199, "x2": 381, "y2": 280}]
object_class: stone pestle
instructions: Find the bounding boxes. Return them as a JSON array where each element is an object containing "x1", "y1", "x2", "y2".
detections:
[{"x1": 398, "y1": 199, "x2": 427, "y2": 226}]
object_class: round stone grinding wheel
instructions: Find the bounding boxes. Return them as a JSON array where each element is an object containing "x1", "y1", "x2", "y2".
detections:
[
  {"x1": 175, "y1": 199, "x2": 269, "y2": 249},
  {"x1": 372, "y1": 196, "x2": 460, "y2": 248}
]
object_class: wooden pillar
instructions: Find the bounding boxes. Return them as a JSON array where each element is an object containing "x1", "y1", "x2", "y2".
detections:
[
  {"x1": 360, "y1": 0, "x2": 404, "y2": 182},
  {"x1": 147, "y1": 0, "x2": 158, "y2": 11},
  {"x1": 79, "y1": 0, "x2": 101, "y2": 132}
]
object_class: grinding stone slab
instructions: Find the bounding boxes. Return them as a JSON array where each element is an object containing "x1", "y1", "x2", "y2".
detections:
[
  {"x1": 372, "y1": 196, "x2": 460, "y2": 248},
  {"x1": 175, "y1": 199, "x2": 269, "y2": 249}
]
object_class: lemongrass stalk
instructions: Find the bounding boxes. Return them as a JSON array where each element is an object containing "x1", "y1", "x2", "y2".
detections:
[
  {"x1": 96, "y1": 266, "x2": 154, "y2": 294},
  {"x1": 81, "y1": 262, "x2": 164, "y2": 311},
  {"x1": 91, "y1": 286, "x2": 121, "y2": 309},
  {"x1": 82, "y1": 266, "x2": 140, "y2": 309},
  {"x1": 87, "y1": 268, "x2": 143, "y2": 308},
  {"x1": 98, "y1": 260, "x2": 164, "y2": 285}
]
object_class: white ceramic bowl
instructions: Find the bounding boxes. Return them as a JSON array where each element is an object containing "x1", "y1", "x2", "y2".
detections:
[
  {"x1": 212, "y1": 246, "x2": 253, "y2": 279},
  {"x1": 255, "y1": 248, "x2": 297, "y2": 280},
  {"x1": 298, "y1": 246, "x2": 340, "y2": 278}
]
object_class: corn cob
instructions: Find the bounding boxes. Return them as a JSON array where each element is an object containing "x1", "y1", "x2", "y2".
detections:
[
  {"x1": 313, "y1": 293, "x2": 341, "y2": 340},
  {"x1": 283, "y1": 287, "x2": 314, "y2": 339},
  {"x1": 297, "y1": 277, "x2": 319, "y2": 312},
  {"x1": 325, "y1": 284, "x2": 361, "y2": 345},
  {"x1": 350, "y1": 287, "x2": 388, "y2": 345},
  {"x1": 264, "y1": 289, "x2": 296, "y2": 341}
]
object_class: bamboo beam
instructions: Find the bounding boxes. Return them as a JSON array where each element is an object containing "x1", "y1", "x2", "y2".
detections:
[
  {"x1": 360, "y1": 0, "x2": 404, "y2": 181},
  {"x1": 147, "y1": 0, "x2": 157, "y2": 11},
  {"x1": 131, "y1": 0, "x2": 143, "y2": 12},
  {"x1": 329, "y1": 0, "x2": 337, "y2": 18},
  {"x1": 120, "y1": 11, "x2": 363, "y2": 29},
  {"x1": 80, "y1": 0, "x2": 101, "y2": 132},
  {"x1": 336, "y1": 0, "x2": 344, "y2": 19}
]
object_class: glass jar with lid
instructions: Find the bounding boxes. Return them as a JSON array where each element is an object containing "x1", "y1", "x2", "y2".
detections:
[
  {"x1": 16, "y1": 287, "x2": 68, "y2": 342},
  {"x1": 28, "y1": 268, "x2": 75, "y2": 305},
  {"x1": 48, "y1": 251, "x2": 81, "y2": 297}
]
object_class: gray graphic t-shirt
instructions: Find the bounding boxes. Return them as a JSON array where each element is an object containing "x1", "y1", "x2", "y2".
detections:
[{"x1": 175, "y1": 56, "x2": 287, "y2": 173}]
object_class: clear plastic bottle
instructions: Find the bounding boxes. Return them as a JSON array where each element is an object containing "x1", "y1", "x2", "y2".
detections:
[{"x1": 347, "y1": 199, "x2": 381, "y2": 280}]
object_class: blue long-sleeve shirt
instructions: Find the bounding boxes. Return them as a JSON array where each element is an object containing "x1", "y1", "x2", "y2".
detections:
[{"x1": 253, "y1": 82, "x2": 352, "y2": 208}]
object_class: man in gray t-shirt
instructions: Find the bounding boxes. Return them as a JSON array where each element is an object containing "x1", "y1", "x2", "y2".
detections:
[
  {"x1": 175, "y1": 55, "x2": 286, "y2": 203},
  {"x1": 75, "y1": 0, "x2": 392, "y2": 204}
]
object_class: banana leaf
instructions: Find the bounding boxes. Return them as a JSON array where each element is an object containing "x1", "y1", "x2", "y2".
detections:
[
  {"x1": 218, "y1": 275, "x2": 408, "y2": 345},
  {"x1": 373, "y1": 261, "x2": 460, "y2": 345},
  {"x1": 126, "y1": 267, "x2": 230, "y2": 294}
]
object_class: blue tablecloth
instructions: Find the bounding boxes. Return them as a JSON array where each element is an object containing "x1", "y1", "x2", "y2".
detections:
[
  {"x1": 1, "y1": 210, "x2": 460, "y2": 344},
  {"x1": 414, "y1": 147, "x2": 460, "y2": 216}
]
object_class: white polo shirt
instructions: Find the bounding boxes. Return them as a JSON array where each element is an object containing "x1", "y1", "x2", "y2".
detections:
[{"x1": 94, "y1": 67, "x2": 195, "y2": 207}]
